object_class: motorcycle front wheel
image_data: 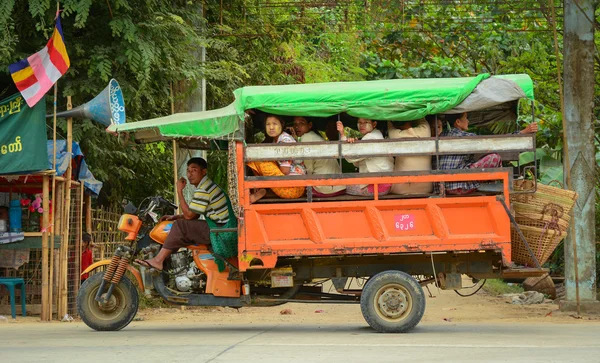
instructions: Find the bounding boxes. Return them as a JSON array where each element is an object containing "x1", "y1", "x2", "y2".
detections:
[{"x1": 77, "y1": 272, "x2": 139, "y2": 331}]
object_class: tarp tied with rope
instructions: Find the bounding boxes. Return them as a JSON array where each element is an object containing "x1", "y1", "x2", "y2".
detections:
[{"x1": 107, "y1": 73, "x2": 534, "y2": 142}]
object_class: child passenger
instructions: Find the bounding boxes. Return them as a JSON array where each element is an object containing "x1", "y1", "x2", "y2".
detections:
[{"x1": 336, "y1": 118, "x2": 393, "y2": 196}]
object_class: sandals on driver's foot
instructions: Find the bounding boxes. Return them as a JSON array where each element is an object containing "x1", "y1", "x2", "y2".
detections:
[{"x1": 135, "y1": 259, "x2": 163, "y2": 271}]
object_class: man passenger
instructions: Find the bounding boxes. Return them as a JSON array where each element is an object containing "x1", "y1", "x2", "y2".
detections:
[
  {"x1": 438, "y1": 112, "x2": 538, "y2": 195},
  {"x1": 135, "y1": 157, "x2": 229, "y2": 271},
  {"x1": 293, "y1": 116, "x2": 346, "y2": 197}
]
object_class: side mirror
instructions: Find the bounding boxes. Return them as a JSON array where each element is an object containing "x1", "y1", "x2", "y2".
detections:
[{"x1": 123, "y1": 201, "x2": 137, "y2": 214}]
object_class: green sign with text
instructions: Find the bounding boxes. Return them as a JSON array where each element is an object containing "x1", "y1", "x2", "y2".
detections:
[{"x1": 0, "y1": 93, "x2": 48, "y2": 175}]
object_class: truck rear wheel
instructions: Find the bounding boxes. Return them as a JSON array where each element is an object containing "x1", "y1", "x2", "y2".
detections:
[
  {"x1": 360, "y1": 270, "x2": 425, "y2": 333},
  {"x1": 77, "y1": 272, "x2": 139, "y2": 331}
]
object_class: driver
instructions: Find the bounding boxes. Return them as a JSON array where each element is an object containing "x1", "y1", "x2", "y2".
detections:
[{"x1": 135, "y1": 157, "x2": 229, "y2": 271}]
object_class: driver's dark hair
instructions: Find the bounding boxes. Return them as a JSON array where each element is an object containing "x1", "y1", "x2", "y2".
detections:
[{"x1": 187, "y1": 157, "x2": 207, "y2": 169}]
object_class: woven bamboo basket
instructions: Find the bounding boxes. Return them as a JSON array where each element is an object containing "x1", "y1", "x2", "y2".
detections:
[
  {"x1": 523, "y1": 274, "x2": 556, "y2": 299},
  {"x1": 511, "y1": 222, "x2": 567, "y2": 267},
  {"x1": 511, "y1": 201, "x2": 571, "y2": 224},
  {"x1": 510, "y1": 181, "x2": 575, "y2": 267},
  {"x1": 511, "y1": 180, "x2": 578, "y2": 217},
  {"x1": 514, "y1": 212, "x2": 570, "y2": 231}
]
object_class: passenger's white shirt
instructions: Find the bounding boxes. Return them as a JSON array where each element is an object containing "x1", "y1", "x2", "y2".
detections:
[
  {"x1": 346, "y1": 129, "x2": 394, "y2": 188},
  {"x1": 298, "y1": 131, "x2": 346, "y2": 194},
  {"x1": 388, "y1": 119, "x2": 433, "y2": 194}
]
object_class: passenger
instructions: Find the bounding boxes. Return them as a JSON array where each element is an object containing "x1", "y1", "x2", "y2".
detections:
[
  {"x1": 387, "y1": 118, "x2": 433, "y2": 195},
  {"x1": 426, "y1": 115, "x2": 444, "y2": 137},
  {"x1": 438, "y1": 112, "x2": 538, "y2": 195},
  {"x1": 293, "y1": 116, "x2": 346, "y2": 197},
  {"x1": 336, "y1": 118, "x2": 394, "y2": 196},
  {"x1": 247, "y1": 114, "x2": 306, "y2": 203},
  {"x1": 324, "y1": 119, "x2": 340, "y2": 142},
  {"x1": 135, "y1": 157, "x2": 229, "y2": 271}
]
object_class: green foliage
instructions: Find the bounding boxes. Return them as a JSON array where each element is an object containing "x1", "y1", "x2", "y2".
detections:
[
  {"x1": 362, "y1": 53, "x2": 470, "y2": 80},
  {"x1": 207, "y1": 150, "x2": 228, "y2": 192},
  {"x1": 359, "y1": 1, "x2": 565, "y2": 150}
]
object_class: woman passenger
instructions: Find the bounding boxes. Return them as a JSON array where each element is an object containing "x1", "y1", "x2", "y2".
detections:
[
  {"x1": 293, "y1": 116, "x2": 346, "y2": 197},
  {"x1": 387, "y1": 118, "x2": 433, "y2": 195},
  {"x1": 336, "y1": 118, "x2": 393, "y2": 196},
  {"x1": 247, "y1": 115, "x2": 306, "y2": 203}
]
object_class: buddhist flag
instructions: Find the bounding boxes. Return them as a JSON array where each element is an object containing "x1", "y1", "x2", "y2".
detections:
[{"x1": 8, "y1": 16, "x2": 70, "y2": 108}]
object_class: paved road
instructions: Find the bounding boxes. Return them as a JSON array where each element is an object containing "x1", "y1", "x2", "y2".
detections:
[{"x1": 1, "y1": 322, "x2": 599, "y2": 362}]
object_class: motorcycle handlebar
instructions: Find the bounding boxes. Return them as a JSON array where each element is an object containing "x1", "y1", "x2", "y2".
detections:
[{"x1": 157, "y1": 197, "x2": 178, "y2": 210}]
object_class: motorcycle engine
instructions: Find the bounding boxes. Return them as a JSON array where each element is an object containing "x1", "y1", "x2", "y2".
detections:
[{"x1": 167, "y1": 251, "x2": 206, "y2": 293}]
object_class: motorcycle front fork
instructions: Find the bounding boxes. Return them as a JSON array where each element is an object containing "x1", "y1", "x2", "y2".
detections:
[{"x1": 95, "y1": 246, "x2": 133, "y2": 304}]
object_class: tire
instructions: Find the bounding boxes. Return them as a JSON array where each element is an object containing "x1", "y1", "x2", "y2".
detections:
[
  {"x1": 77, "y1": 272, "x2": 139, "y2": 331},
  {"x1": 360, "y1": 270, "x2": 425, "y2": 333}
]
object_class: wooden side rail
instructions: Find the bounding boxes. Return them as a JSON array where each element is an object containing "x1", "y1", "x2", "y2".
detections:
[{"x1": 244, "y1": 134, "x2": 535, "y2": 161}]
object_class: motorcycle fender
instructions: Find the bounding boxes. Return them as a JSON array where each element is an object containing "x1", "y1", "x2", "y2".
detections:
[{"x1": 81, "y1": 260, "x2": 144, "y2": 292}]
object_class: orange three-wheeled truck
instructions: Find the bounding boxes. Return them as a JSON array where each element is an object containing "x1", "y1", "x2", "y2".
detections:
[{"x1": 79, "y1": 74, "x2": 547, "y2": 332}]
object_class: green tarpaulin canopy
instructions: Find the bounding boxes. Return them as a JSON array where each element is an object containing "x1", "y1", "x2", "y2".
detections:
[{"x1": 108, "y1": 73, "x2": 534, "y2": 141}]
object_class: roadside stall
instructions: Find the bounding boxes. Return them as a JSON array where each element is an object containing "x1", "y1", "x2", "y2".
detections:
[{"x1": 0, "y1": 93, "x2": 101, "y2": 319}]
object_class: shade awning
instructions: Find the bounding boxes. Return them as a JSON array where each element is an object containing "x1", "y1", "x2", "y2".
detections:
[{"x1": 107, "y1": 73, "x2": 534, "y2": 142}]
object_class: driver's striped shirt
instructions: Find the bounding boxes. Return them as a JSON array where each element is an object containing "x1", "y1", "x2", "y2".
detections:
[{"x1": 189, "y1": 176, "x2": 229, "y2": 224}]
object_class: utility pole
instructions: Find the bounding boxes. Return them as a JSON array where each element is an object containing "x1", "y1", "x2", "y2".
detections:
[
  {"x1": 183, "y1": 1, "x2": 206, "y2": 114},
  {"x1": 173, "y1": 1, "x2": 207, "y2": 204},
  {"x1": 561, "y1": 0, "x2": 600, "y2": 313}
]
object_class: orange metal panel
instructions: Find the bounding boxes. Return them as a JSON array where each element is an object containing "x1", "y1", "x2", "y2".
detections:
[
  {"x1": 239, "y1": 197, "x2": 511, "y2": 270},
  {"x1": 315, "y1": 207, "x2": 373, "y2": 241},
  {"x1": 439, "y1": 203, "x2": 496, "y2": 235},
  {"x1": 260, "y1": 211, "x2": 310, "y2": 242},
  {"x1": 192, "y1": 250, "x2": 241, "y2": 297}
]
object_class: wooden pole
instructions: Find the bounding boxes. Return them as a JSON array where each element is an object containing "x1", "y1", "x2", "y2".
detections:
[
  {"x1": 54, "y1": 182, "x2": 63, "y2": 237},
  {"x1": 55, "y1": 176, "x2": 62, "y2": 310},
  {"x1": 41, "y1": 175, "x2": 50, "y2": 321},
  {"x1": 74, "y1": 183, "x2": 84, "y2": 304},
  {"x1": 173, "y1": 141, "x2": 179, "y2": 208},
  {"x1": 57, "y1": 96, "x2": 71, "y2": 318},
  {"x1": 54, "y1": 180, "x2": 64, "y2": 314},
  {"x1": 170, "y1": 83, "x2": 179, "y2": 208},
  {"x1": 50, "y1": 86, "x2": 58, "y2": 321},
  {"x1": 47, "y1": 0, "x2": 61, "y2": 321},
  {"x1": 59, "y1": 110, "x2": 73, "y2": 317},
  {"x1": 85, "y1": 194, "x2": 92, "y2": 233}
]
